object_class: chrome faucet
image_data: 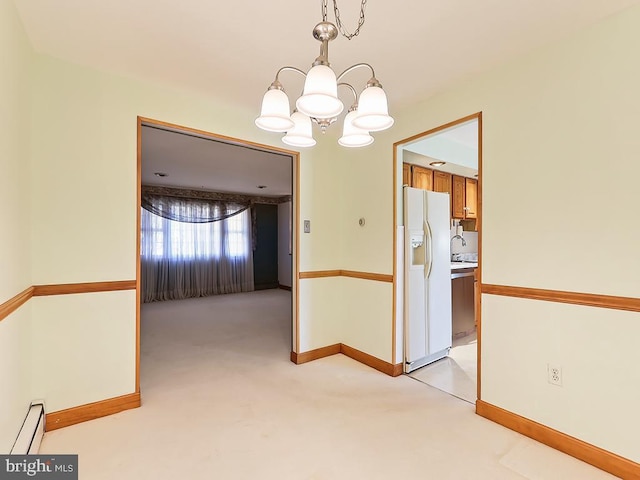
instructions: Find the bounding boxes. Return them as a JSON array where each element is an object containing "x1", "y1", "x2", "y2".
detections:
[{"x1": 450, "y1": 234, "x2": 467, "y2": 261}]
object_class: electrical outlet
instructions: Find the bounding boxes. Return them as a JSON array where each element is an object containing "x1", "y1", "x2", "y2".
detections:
[{"x1": 547, "y1": 364, "x2": 562, "y2": 386}]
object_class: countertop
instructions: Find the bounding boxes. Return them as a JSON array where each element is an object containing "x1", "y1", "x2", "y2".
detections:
[{"x1": 450, "y1": 262, "x2": 478, "y2": 270}]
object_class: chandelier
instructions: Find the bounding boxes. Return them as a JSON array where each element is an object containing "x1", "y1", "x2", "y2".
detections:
[{"x1": 255, "y1": 0, "x2": 394, "y2": 148}]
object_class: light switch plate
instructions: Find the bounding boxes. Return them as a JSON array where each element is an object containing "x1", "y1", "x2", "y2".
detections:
[{"x1": 304, "y1": 220, "x2": 311, "y2": 233}]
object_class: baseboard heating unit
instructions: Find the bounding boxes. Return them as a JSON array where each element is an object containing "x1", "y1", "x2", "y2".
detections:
[{"x1": 11, "y1": 402, "x2": 45, "y2": 454}]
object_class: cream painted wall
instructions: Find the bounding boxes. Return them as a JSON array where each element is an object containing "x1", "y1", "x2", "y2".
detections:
[
  {"x1": 30, "y1": 292, "x2": 136, "y2": 412},
  {"x1": 344, "y1": 3, "x2": 640, "y2": 462},
  {"x1": 10, "y1": 0, "x2": 640, "y2": 464},
  {"x1": 298, "y1": 278, "x2": 342, "y2": 351},
  {"x1": 339, "y1": 142, "x2": 394, "y2": 275},
  {"x1": 331, "y1": 141, "x2": 396, "y2": 362},
  {"x1": 28, "y1": 53, "x2": 347, "y2": 408},
  {"x1": 340, "y1": 278, "x2": 393, "y2": 361},
  {"x1": 0, "y1": 309, "x2": 32, "y2": 453},
  {"x1": 0, "y1": 0, "x2": 33, "y2": 453},
  {"x1": 0, "y1": 0, "x2": 31, "y2": 300},
  {"x1": 483, "y1": 295, "x2": 640, "y2": 462},
  {"x1": 297, "y1": 139, "x2": 344, "y2": 272}
]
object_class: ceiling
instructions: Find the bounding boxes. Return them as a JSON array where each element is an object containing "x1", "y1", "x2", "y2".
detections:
[
  {"x1": 436, "y1": 121, "x2": 478, "y2": 150},
  {"x1": 17, "y1": 2, "x2": 636, "y2": 193},
  {"x1": 13, "y1": 1, "x2": 640, "y2": 117},
  {"x1": 403, "y1": 119, "x2": 478, "y2": 178},
  {"x1": 141, "y1": 126, "x2": 292, "y2": 196}
]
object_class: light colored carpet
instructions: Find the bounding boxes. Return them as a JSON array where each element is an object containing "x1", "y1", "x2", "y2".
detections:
[
  {"x1": 409, "y1": 331, "x2": 478, "y2": 403},
  {"x1": 40, "y1": 290, "x2": 614, "y2": 479}
]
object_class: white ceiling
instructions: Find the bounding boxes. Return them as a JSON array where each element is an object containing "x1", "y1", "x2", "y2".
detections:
[
  {"x1": 403, "y1": 118, "x2": 477, "y2": 175},
  {"x1": 403, "y1": 119, "x2": 478, "y2": 177},
  {"x1": 16, "y1": 1, "x2": 636, "y2": 193},
  {"x1": 141, "y1": 126, "x2": 292, "y2": 196},
  {"x1": 13, "y1": 0, "x2": 640, "y2": 116},
  {"x1": 437, "y1": 121, "x2": 478, "y2": 150}
]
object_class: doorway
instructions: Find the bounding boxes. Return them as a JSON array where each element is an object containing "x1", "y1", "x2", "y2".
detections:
[
  {"x1": 134, "y1": 117, "x2": 300, "y2": 396},
  {"x1": 393, "y1": 113, "x2": 482, "y2": 404}
]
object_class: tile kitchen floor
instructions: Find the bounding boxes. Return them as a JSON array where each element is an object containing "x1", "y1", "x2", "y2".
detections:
[{"x1": 408, "y1": 331, "x2": 477, "y2": 403}]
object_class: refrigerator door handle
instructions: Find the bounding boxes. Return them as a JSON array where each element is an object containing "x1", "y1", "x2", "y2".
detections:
[{"x1": 424, "y1": 220, "x2": 433, "y2": 279}]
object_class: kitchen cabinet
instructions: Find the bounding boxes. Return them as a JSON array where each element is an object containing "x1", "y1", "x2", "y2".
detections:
[
  {"x1": 451, "y1": 175, "x2": 478, "y2": 222},
  {"x1": 452, "y1": 175, "x2": 466, "y2": 219},
  {"x1": 402, "y1": 163, "x2": 411, "y2": 186},
  {"x1": 451, "y1": 269, "x2": 475, "y2": 338},
  {"x1": 411, "y1": 166, "x2": 433, "y2": 191},
  {"x1": 465, "y1": 178, "x2": 478, "y2": 219},
  {"x1": 433, "y1": 171, "x2": 452, "y2": 194}
]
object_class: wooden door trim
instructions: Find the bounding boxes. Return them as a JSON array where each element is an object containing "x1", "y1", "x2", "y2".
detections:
[
  {"x1": 476, "y1": 112, "x2": 483, "y2": 400},
  {"x1": 392, "y1": 112, "x2": 482, "y2": 391},
  {"x1": 136, "y1": 117, "x2": 301, "y2": 393}
]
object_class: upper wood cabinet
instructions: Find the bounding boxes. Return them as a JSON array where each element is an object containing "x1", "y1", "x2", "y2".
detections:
[
  {"x1": 433, "y1": 171, "x2": 452, "y2": 194},
  {"x1": 412, "y1": 166, "x2": 433, "y2": 191},
  {"x1": 402, "y1": 163, "x2": 411, "y2": 187},
  {"x1": 452, "y1": 175, "x2": 466, "y2": 219},
  {"x1": 451, "y1": 175, "x2": 478, "y2": 224},
  {"x1": 465, "y1": 178, "x2": 478, "y2": 219}
]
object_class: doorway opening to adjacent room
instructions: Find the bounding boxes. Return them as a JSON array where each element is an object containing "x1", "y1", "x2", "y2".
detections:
[
  {"x1": 135, "y1": 117, "x2": 300, "y2": 397},
  {"x1": 393, "y1": 112, "x2": 482, "y2": 405}
]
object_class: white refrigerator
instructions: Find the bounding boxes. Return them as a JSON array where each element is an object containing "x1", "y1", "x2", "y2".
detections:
[{"x1": 403, "y1": 186, "x2": 452, "y2": 373}]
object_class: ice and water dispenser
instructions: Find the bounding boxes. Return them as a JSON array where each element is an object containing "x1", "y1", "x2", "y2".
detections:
[{"x1": 409, "y1": 230, "x2": 426, "y2": 267}]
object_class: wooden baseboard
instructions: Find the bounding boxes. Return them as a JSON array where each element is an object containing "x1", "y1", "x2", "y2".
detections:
[
  {"x1": 340, "y1": 344, "x2": 400, "y2": 376},
  {"x1": 290, "y1": 344, "x2": 341, "y2": 364},
  {"x1": 278, "y1": 284, "x2": 292, "y2": 291},
  {"x1": 476, "y1": 400, "x2": 640, "y2": 479},
  {"x1": 45, "y1": 393, "x2": 141, "y2": 432},
  {"x1": 291, "y1": 343, "x2": 402, "y2": 377}
]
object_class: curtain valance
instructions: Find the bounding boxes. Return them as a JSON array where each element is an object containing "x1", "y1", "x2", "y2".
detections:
[{"x1": 141, "y1": 194, "x2": 249, "y2": 224}]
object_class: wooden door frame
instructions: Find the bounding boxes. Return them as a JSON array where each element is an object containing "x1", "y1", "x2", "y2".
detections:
[
  {"x1": 135, "y1": 117, "x2": 301, "y2": 394},
  {"x1": 392, "y1": 112, "x2": 483, "y2": 400}
]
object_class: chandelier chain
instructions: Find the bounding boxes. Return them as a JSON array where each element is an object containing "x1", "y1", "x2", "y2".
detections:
[{"x1": 321, "y1": 0, "x2": 367, "y2": 40}]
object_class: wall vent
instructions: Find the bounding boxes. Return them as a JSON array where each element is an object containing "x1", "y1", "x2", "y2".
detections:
[{"x1": 11, "y1": 402, "x2": 45, "y2": 454}]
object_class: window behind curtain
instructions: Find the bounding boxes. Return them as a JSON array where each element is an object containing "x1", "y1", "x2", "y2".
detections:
[{"x1": 141, "y1": 208, "x2": 250, "y2": 261}]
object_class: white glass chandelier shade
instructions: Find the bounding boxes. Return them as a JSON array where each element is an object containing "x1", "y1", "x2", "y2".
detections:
[
  {"x1": 352, "y1": 85, "x2": 394, "y2": 132},
  {"x1": 338, "y1": 110, "x2": 374, "y2": 147},
  {"x1": 296, "y1": 65, "x2": 344, "y2": 119},
  {"x1": 282, "y1": 111, "x2": 316, "y2": 147},
  {"x1": 255, "y1": 88, "x2": 295, "y2": 132}
]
